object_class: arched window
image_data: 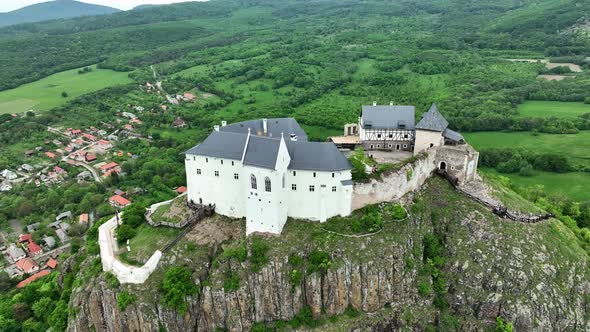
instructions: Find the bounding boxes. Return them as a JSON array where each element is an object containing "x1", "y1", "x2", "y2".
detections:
[
  {"x1": 251, "y1": 174, "x2": 257, "y2": 190},
  {"x1": 265, "y1": 177, "x2": 271, "y2": 192}
]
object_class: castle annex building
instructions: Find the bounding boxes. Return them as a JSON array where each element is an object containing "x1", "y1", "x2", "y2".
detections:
[{"x1": 185, "y1": 118, "x2": 353, "y2": 235}]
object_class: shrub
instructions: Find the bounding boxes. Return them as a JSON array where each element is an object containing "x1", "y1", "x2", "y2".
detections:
[
  {"x1": 289, "y1": 269, "x2": 303, "y2": 288},
  {"x1": 122, "y1": 204, "x2": 146, "y2": 228},
  {"x1": 250, "y1": 237, "x2": 270, "y2": 272},
  {"x1": 223, "y1": 271, "x2": 240, "y2": 292},
  {"x1": 223, "y1": 244, "x2": 247, "y2": 262},
  {"x1": 116, "y1": 224, "x2": 137, "y2": 243},
  {"x1": 344, "y1": 306, "x2": 359, "y2": 318},
  {"x1": 117, "y1": 291, "x2": 137, "y2": 311},
  {"x1": 161, "y1": 266, "x2": 197, "y2": 313},
  {"x1": 495, "y1": 316, "x2": 513, "y2": 332},
  {"x1": 288, "y1": 254, "x2": 304, "y2": 267},
  {"x1": 105, "y1": 272, "x2": 120, "y2": 289},
  {"x1": 585, "y1": 97, "x2": 590, "y2": 104},
  {"x1": 289, "y1": 306, "x2": 319, "y2": 328},
  {"x1": 308, "y1": 250, "x2": 331, "y2": 274},
  {"x1": 518, "y1": 164, "x2": 534, "y2": 176},
  {"x1": 417, "y1": 280, "x2": 432, "y2": 296},
  {"x1": 390, "y1": 204, "x2": 408, "y2": 220}
]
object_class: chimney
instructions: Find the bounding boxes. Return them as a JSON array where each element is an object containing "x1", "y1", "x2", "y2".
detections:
[
  {"x1": 214, "y1": 125, "x2": 220, "y2": 132},
  {"x1": 221, "y1": 121, "x2": 227, "y2": 127},
  {"x1": 263, "y1": 119, "x2": 268, "y2": 135},
  {"x1": 373, "y1": 101, "x2": 377, "y2": 106}
]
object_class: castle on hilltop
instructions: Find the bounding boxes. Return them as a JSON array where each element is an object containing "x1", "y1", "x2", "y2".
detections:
[{"x1": 185, "y1": 103, "x2": 478, "y2": 235}]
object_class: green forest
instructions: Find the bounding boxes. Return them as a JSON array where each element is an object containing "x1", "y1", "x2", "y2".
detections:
[{"x1": 0, "y1": 0, "x2": 589, "y2": 330}]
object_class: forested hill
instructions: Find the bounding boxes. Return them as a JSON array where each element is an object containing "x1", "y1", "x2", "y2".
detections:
[
  {"x1": 0, "y1": 0, "x2": 120, "y2": 28},
  {"x1": 0, "y1": 0, "x2": 588, "y2": 91}
]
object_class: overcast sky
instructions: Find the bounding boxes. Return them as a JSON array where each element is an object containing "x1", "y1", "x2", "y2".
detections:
[{"x1": 0, "y1": 0, "x2": 206, "y2": 13}]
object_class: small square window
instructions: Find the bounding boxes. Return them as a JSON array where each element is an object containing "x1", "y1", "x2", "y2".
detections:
[
  {"x1": 214, "y1": 171, "x2": 219, "y2": 177},
  {"x1": 332, "y1": 173, "x2": 335, "y2": 178},
  {"x1": 377, "y1": 134, "x2": 381, "y2": 138},
  {"x1": 234, "y1": 173, "x2": 239, "y2": 180},
  {"x1": 221, "y1": 160, "x2": 223, "y2": 165},
  {"x1": 196, "y1": 169, "x2": 201, "y2": 175},
  {"x1": 232, "y1": 161, "x2": 235, "y2": 166},
  {"x1": 206, "y1": 158, "x2": 208, "y2": 163},
  {"x1": 292, "y1": 184, "x2": 297, "y2": 191},
  {"x1": 309, "y1": 185, "x2": 315, "y2": 192},
  {"x1": 404, "y1": 134, "x2": 409, "y2": 139},
  {"x1": 389, "y1": 134, "x2": 393, "y2": 138},
  {"x1": 332, "y1": 186, "x2": 337, "y2": 192},
  {"x1": 293, "y1": 171, "x2": 296, "y2": 176},
  {"x1": 313, "y1": 172, "x2": 316, "y2": 178}
]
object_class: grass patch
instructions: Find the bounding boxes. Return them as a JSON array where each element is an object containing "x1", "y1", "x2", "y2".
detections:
[
  {"x1": 517, "y1": 101, "x2": 590, "y2": 119},
  {"x1": 465, "y1": 131, "x2": 590, "y2": 169},
  {"x1": 0, "y1": 65, "x2": 132, "y2": 114},
  {"x1": 120, "y1": 224, "x2": 182, "y2": 263}
]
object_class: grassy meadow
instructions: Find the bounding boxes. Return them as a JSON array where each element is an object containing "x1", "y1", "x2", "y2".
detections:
[
  {"x1": 0, "y1": 65, "x2": 132, "y2": 114},
  {"x1": 481, "y1": 168, "x2": 589, "y2": 202},
  {"x1": 465, "y1": 131, "x2": 590, "y2": 168},
  {"x1": 517, "y1": 101, "x2": 590, "y2": 118}
]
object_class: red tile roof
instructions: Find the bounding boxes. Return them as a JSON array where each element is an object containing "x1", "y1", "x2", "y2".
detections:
[
  {"x1": 17, "y1": 270, "x2": 50, "y2": 288},
  {"x1": 28, "y1": 242, "x2": 43, "y2": 255},
  {"x1": 109, "y1": 195, "x2": 131, "y2": 207},
  {"x1": 79, "y1": 213, "x2": 89, "y2": 224},
  {"x1": 101, "y1": 162, "x2": 119, "y2": 171},
  {"x1": 45, "y1": 152, "x2": 56, "y2": 159},
  {"x1": 16, "y1": 258, "x2": 39, "y2": 274},
  {"x1": 54, "y1": 166, "x2": 65, "y2": 173},
  {"x1": 19, "y1": 234, "x2": 32, "y2": 243},
  {"x1": 82, "y1": 133, "x2": 97, "y2": 141},
  {"x1": 176, "y1": 186, "x2": 187, "y2": 194},
  {"x1": 46, "y1": 258, "x2": 58, "y2": 269},
  {"x1": 98, "y1": 139, "x2": 111, "y2": 146},
  {"x1": 85, "y1": 153, "x2": 97, "y2": 162}
]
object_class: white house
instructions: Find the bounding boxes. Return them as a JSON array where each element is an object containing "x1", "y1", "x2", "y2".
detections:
[
  {"x1": 1, "y1": 169, "x2": 17, "y2": 180},
  {"x1": 185, "y1": 118, "x2": 353, "y2": 235},
  {"x1": 0, "y1": 180, "x2": 12, "y2": 192}
]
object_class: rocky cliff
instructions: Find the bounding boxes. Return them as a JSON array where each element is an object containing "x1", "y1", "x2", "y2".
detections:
[{"x1": 68, "y1": 178, "x2": 590, "y2": 331}]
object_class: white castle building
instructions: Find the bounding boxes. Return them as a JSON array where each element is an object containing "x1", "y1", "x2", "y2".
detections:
[{"x1": 185, "y1": 118, "x2": 353, "y2": 235}]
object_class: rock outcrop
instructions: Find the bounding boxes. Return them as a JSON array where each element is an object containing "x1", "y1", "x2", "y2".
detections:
[{"x1": 68, "y1": 179, "x2": 590, "y2": 331}]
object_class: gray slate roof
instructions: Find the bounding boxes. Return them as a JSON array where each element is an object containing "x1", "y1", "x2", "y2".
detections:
[
  {"x1": 185, "y1": 131, "x2": 248, "y2": 161},
  {"x1": 416, "y1": 104, "x2": 449, "y2": 132},
  {"x1": 443, "y1": 128, "x2": 464, "y2": 142},
  {"x1": 361, "y1": 105, "x2": 415, "y2": 130},
  {"x1": 221, "y1": 118, "x2": 308, "y2": 141},
  {"x1": 243, "y1": 136, "x2": 281, "y2": 169},
  {"x1": 286, "y1": 141, "x2": 352, "y2": 171},
  {"x1": 186, "y1": 118, "x2": 351, "y2": 172}
]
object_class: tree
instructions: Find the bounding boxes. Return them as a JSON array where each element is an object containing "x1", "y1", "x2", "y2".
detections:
[
  {"x1": 116, "y1": 224, "x2": 136, "y2": 243},
  {"x1": 161, "y1": 266, "x2": 197, "y2": 313},
  {"x1": 122, "y1": 204, "x2": 146, "y2": 228},
  {"x1": 61, "y1": 92, "x2": 68, "y2": 98}
]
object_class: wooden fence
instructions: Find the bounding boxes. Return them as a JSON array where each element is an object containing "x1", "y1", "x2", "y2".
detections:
[{"x1": 436, "y1": 170, "x2": 553, "y2": 224}]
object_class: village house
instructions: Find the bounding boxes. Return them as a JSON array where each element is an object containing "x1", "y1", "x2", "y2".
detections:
[
  {"x1": 109, "y1": 195, "x2": 131, "y2": 209},
  {"x1": 100, "y1": 162, "x2": 120, "y2": 174},
  {"x1": 1, "y1": 169, "x2": 17, "y2": 180},
  {"x1": 79, "y1": 213, "x2": 89, "y2": 225},
  {"x1": 77, "y1": 171, "x2": 92, "y2": 182},
  {"x1": 173, "y1": 118, "x2": 187, "y2": 128},
  {"x1": 107, "y1": 133, "x2": 119, "y2": 141},
  {"x1": 82, "y1": 133, "x2": 98, "y2": 142},
  {"x1": 97, "y1": 139, "x2": 112, "y2": 149},
  {"x1": 185, "y1": 118, "x2": 353, "y2": 235},
  {"x1": 19, "y1": 234, "x2": 32, "y2": 243},
  {"x1": 176, "y1": 186, "x2": 187, "y2": 195},
  {"x1": 46, "y1": 258, "x2": 58, "y2": 269},
  {"x1": 17, "y1": 270, "x2": 50, "y2": 288},
  {"x1": 121, "y1": 112, "x2": 137, "y2": 119},
  {"x1": 52, "y1": 139, "x2": 63, "y2": 146},
  {"x1": 26, "y1": 223, "x2": 40, "y2": 233},
  {"x1": 0, "y1": 180, "x2": 12, "y2": 192},
  {"x1": 16, "y1": 258, "x2": 39, "y2": 274},
  {"x1": 183, "y1": 92, "x2": 196, "y2": 101},
  {"x1": 55, "y1": 229, "x2": 69, "y2": 243},
  {"x1": 43, "y1": 236, "x2": 56, "y2": 248},
  {"x1": 56, "y1": 211, "x2": 72, "y2": 221},
  {"x1": 27, "y1": 242, "x2": 43, "y2": 257},
  {"x1": 24, "y1": 150, "x2": 35, "y2": 157},
  {"x1": 21, "y1": 164, "x2": 34, "y2": 172},
  {"x1": 66, "y1": 128, "x2": 82, "y2": 137},
  {"x1": 85, "y1": 153, "x2": 97, "y2": 162},
  {"x1": 45, "y1": 152, "x2": 57, "y2": 159},
  {"x1": 54, "y1": 166, "x2": 67, "y2": 175},
  {"x1": 7, "y1": 244, "x2": 26, "y2": 262}
]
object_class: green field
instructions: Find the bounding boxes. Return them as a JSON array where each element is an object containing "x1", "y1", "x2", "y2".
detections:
[
  {"x1": 465, "y1": 131, "x2": 590, "y2": 168},
  {"x1": 517, "y1": 101, "x2": 590, "y2": 118},
  {"x1": 482, "y1": 168, "x2": 589, "y2": 202},
  {"x1": 0, "y1": 65, "x2": 132, "y2": 114}
]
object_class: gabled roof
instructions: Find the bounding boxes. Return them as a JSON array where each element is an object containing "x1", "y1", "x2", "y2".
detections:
[
  {"x1": 286, "y1": 141, "x2": 352, "y2": 171},
  {"x1": 16, "y1": 258, "x2": 38, "y2": 273},
  {"x1": 46, "y1": 258, "x2": 58, "y2": 269},
  {"x1": 243, "y1": 136, "x2": 281, "y2": 169},
  {"x1": 186, "y1": 131, "x2": 248, "y2": 161},
  {"x1": 220, "y1": 118, "x2": 308, "y2": 141},
  {"x1": 109, "y1": 195, "x2": 131, "y2": 207},
  {"x1": 17, "y1": 270, "x2": 50, "y2": 288},
  {"x1": 443, "y1": 128, "x2": 464, "y2": 142},
  {"x1": 28, "y1": 242, "x2": 42, "y2": 254},
  {"x1": 361, "y1": 105, "x2": 415, "y2": 130},
  {"x1": 416, "y1": 104, "x2": 449, "y2": 132}
]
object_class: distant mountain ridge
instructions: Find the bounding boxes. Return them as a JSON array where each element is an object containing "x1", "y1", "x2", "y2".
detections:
[{"x1": 0, "y1": 0, "x2": 120, "y2": 27}]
